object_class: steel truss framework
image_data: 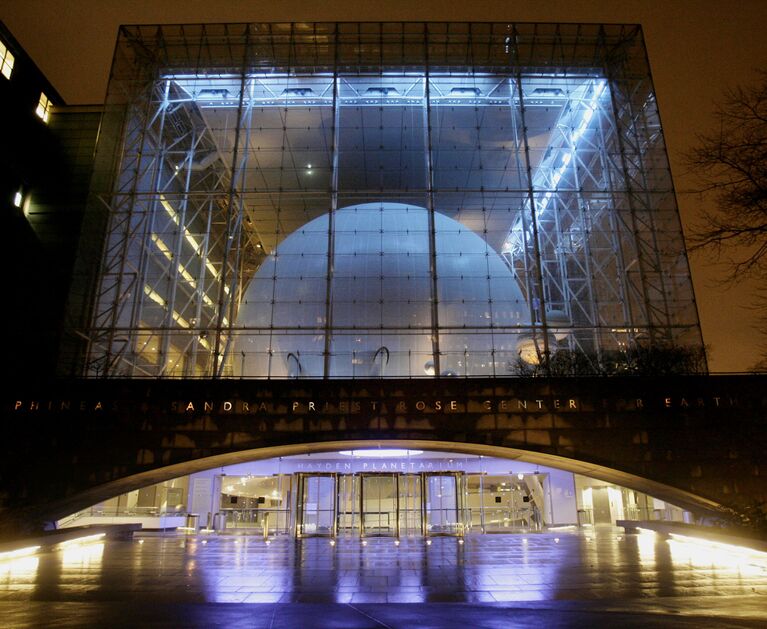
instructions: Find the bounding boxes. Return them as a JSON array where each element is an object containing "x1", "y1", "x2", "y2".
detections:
[{"x1": 73, "y1": 22, "x2": 703, "y2": 378}]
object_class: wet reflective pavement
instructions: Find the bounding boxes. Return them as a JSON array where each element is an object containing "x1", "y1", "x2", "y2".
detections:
[{"x1": 1, "y1": 527, "x2": 766, "y2": 627}]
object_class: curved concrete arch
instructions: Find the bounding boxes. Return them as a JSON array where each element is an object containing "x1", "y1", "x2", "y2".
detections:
[
  {"x1": 8, "y1": 375, "x2": 765, "y2": 537},
  {"x1": 47, "y1": 439, "x2": 724, "y2": 526}
]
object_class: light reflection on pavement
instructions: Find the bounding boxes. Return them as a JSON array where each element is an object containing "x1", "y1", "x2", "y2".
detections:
[{"x1": 1, "y1": 526, "x2": 766, "y2": 627}]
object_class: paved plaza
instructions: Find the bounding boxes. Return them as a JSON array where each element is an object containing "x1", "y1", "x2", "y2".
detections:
[{"x1": 1, "y1": 527, "x2": 766, "y2": 627}]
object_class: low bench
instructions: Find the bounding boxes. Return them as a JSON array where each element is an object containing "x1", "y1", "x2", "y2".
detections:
[
  {"x1": 0, "y1": 523, "x2": 141, "y2": 554},
  {"x1": 616, "y1": 519, "x2": 767, "y2": 553}
]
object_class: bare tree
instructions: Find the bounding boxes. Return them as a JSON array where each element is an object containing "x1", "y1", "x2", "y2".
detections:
[
  {"x1": 688, "y1": 72, "x2": 767, "y2": 367},
  {"x1": 688, "y1": 72, "x2": 767, "y2": 277}
]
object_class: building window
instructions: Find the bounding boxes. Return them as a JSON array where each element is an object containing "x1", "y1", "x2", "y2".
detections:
[
  {"x1": 35, "y1": 92, "x2": 51, "y2": 122},
  {"x1": 0, "y1": 39, "x2": 14, "y2": 79}
]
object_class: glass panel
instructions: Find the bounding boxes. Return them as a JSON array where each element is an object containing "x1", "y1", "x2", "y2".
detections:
[
  {"x1": 398, "y1": 474, "x2": 422, "y2": 536},
  {"x1": 219, "y1": 474, "x2": 291, "y2": 534},
  {"x1": 337, "y1": 75, "x2": 427, "y2": 193},
  {"x1": 337, "y1": 474, "x2": 359, "y2": 536},
  {"x1": 360, "y1": 474, "x2": 398, "y2": 536},
  {"x1": 481, "y1": 475, "x2": 518, "y2": 532},
  {"x1": 298, "y1": 475, "x2": 336, "y2": 536},
  {"x1": 424, "y1": 474, "x2": 460, "y2": 535},
  {"x1": 480, "y1": 474, "x2": 546, "y2": 532},
  {"x1": 465, "y1": 473, "x2": 484, "y2": 532}
]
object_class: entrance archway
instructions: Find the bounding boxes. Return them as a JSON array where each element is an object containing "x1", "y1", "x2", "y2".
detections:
[{"x1": 50, "y1": 440, "x2": 724, "y2": 534}]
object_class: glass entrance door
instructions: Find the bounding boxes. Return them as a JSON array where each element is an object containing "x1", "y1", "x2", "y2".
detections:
[
  {"x1": 296, "y1": 473, "x2": 337, "y2": 537},
  {"x1": 398, "y1": 474, "x2": 423, "y2": 536},
  {"x1": 295, "y1": 471, "x2": 467, "y2": 538},
  {"x1": 423, "y1": 473, "x2": 464, "y2": 536},
  {"x1": 337, "y1": 474, "x2": 359, "y2": 536},
  {"x1": 359, "y1": 474, "x2": 398, "y2": 537}
]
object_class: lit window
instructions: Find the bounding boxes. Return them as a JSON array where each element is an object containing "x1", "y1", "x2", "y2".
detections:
[
  {"x1": 0, "y1": 40, "x2": 14, "y2": 79},
  {"x1": 35, "y1": 92, "x2": 52, "y2": 123}
]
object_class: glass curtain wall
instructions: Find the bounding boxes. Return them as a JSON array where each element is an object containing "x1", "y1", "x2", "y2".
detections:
[{"x1": 72, "y1": 23, "x2": 703, "y2": 378}]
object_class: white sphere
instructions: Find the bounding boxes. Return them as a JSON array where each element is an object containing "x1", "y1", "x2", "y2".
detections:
[{"x1": 234, "y1": 203, "x2": 529, "y2": 377}]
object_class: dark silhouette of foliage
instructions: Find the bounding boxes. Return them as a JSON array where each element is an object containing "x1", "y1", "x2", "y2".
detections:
[{"x1": 512, "y1": 342, "x2": 708, "y2": 377}]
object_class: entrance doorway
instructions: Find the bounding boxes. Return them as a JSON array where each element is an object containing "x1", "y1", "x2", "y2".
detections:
[
  {"x1": 398, "y1": 474, "x2": 423, "y2": 536},
  {"x1": 296, "y1": 473, "x2": 337, "y2": 537},
  {"x1": 423, "y1": 473, "x2": 463, "y2": 536},
  {"x1": 360, "y1": 473, "x2": 398, "y2": 536},
  {"x1": 294, "y1": 472, "x2": 469, "y2": 538}
]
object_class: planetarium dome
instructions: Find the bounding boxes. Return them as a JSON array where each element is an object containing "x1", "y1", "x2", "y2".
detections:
[{"x1": 234, "y1": 203, "x2": 531, "y2": 377}]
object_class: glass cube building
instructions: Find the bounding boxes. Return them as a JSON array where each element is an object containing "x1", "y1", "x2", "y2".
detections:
[{"x1": 69, "y1": 22, "x2": 703, "y2": 378}]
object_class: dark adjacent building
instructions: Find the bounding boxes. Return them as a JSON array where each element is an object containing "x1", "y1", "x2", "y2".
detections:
[{"x1": 1, "y1": 21, "x2": 100, "y2": 377}]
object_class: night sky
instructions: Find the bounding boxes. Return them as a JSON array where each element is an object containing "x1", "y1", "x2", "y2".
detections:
[{"x1": 3, "y1": 0, "x2": 766, "y2": 372}]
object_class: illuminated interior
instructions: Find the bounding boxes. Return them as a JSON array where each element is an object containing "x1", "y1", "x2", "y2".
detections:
[
  {"x1": 76, "y1": 23, "x2": 702, "y2": 378},
  {"x1": 58, "y1": 449, "x2": 691, "y2": 537}
]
